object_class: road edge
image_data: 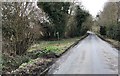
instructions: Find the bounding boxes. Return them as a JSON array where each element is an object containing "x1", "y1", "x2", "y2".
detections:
[
  {"x1": 96, "y1": 34, "x2": 120, "y2": 50},
  {"x1": 58, "y1": 34, "x2": 89, "y2": 57},
  {"x1": 40, "y1": 34, "x2": 89, "y2": 75}
]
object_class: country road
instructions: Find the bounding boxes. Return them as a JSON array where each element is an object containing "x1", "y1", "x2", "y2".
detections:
[{"x1": 48, "y1": 34, "x2": 118, "y2": 74}]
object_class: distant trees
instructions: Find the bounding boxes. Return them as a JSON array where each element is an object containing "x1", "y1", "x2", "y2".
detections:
[
  {"x1": 98, "y1": 2, "x2": 118, "y2": 26},
  {"x1": 80, "y1": 15, "x2": 93, "y2": 35},
  {"x1": 65, "y1": 5, "x2": 90, "y2": 37},
  {"x1": 37, "y1": 2, "x2": 90, "y2": 38},
  {"x1": 73, "y1": 5, "x2": 90, "y2": 36},
  {"x1": 97, "y1": 2, "x2": 120, "y2": 41}
]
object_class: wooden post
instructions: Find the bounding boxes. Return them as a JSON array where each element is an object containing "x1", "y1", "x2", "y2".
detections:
[{"x1": 56, "y1": 32, "x2": 59, "y2": 40}]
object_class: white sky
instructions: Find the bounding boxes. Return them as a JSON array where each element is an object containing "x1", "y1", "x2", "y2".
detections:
[{"x1": 79, "y1": 0, "x2": 108, "y2": 17}]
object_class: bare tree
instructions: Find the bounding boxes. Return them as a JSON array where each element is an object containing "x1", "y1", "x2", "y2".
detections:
[
  {"x1": 97, "y1": 2, "x2": 120, "y2": 41},
  {"x1": 98, "y1": 2, "x2": 118, "y2": 27},
  {"x1": 2, "y1": 2, "x2": 45, "y2": 55}
]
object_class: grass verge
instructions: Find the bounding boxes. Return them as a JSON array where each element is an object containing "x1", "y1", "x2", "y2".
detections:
[
  {"x1": 3, "y1": 37, "x2": 84, "y2": 74},
  {"x1": 27, "y1": 37, "x2": 80, "y2": 56},
  {"x1": 97, "y1": 34, "x2": 120, "y2": 50}
]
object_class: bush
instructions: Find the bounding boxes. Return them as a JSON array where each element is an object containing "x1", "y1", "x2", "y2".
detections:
[
  {"x1": 2, "y1": 54, "x2": 30, "y2": 73},
  {"x1": 100, "y1": 26, "x2": 106, "y2": 35},
  {"x1": 106, "y1": 23, "x2": 120, "y2": 41}
]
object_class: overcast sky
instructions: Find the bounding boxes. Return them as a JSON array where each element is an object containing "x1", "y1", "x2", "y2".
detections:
[{"x1": 79, "y1": 0, "x2": 108, "y2": 17}]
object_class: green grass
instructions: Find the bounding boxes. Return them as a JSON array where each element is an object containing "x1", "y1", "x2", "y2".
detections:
[{"x1": 28, "y1": 37, "x2": 80, "y2": 55}]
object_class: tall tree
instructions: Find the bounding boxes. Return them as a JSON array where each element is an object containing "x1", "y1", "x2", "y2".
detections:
[
  {"x1": 75, "y1": 5, "x2": 89, "y2": 36},
  {"x1": 97, "y1": 2, "x2": 120, "y2": 41},
  {"x1": 65, "y1": 5, "x2": 89, "y2": 37},
  {"x1": 37, "y1": 2, "x2": 70, "y2": 38}
]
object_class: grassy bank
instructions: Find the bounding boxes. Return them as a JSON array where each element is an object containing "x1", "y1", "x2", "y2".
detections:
[
  {"x1": 97, "y1": 34, "x2": 120, "y2": 50},
  {"x1": 3, "y1": 37, "x2": 81, "y2": 74},
  {"x1": 28, "y1": 37, "x2": 80, "y2": 56},
  {"x1": 105, "y1": 38, "x2": 120, "y2": 50}
]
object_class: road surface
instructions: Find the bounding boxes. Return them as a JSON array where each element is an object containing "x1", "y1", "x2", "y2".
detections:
[{"x1": 48, "y1": 34, "x2": 118, "y2": 74}]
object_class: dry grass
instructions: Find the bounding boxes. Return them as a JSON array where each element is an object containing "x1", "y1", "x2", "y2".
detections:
[{"x1": 106, "y1": 38, "x2": 120, "y2": 50}]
